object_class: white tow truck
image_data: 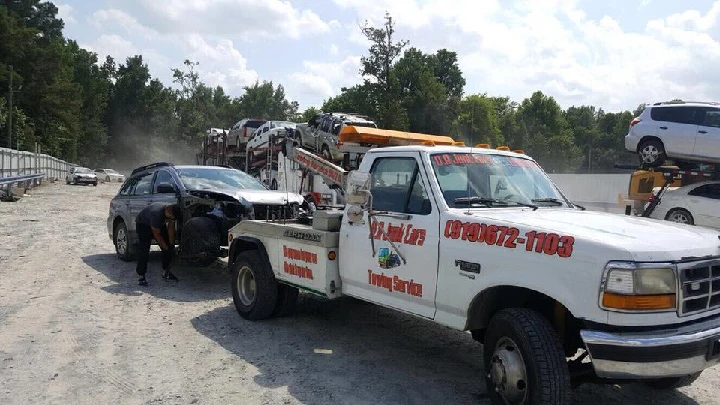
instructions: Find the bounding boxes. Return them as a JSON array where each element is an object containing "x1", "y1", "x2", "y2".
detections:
[{"x1": 227, "y1": 127, "x2": 720, "y2": 405}]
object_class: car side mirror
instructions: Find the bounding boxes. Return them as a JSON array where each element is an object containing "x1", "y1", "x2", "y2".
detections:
[
  {"x1": 345, "y1": 170, "x2": 372, "y2": 210},
  {"x1": 157, "y1": 183, "x2": 176, "y2": 194}
]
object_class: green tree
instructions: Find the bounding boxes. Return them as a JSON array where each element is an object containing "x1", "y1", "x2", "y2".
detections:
[{"x1": 452, "y1": 94, "x2": 503, "y2": 146}]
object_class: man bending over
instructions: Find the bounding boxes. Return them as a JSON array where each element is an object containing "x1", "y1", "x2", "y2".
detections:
[{"x1": 135, "y1": 202, "x2": 181, "y2": 286}]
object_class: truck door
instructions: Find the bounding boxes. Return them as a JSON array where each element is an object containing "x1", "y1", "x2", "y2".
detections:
[{"x1": 339, "y1": 152, "x2": 439, "y2": 318}]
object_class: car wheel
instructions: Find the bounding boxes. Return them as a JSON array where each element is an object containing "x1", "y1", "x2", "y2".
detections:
[
  {"x1": 230, "y1": 250, "x2": 279, "y2": 320},
  {"x1": 65, "y1": 179, "x2": 70, "y2": 185},
  {"x1": 321, "y1": 145, "x2": 332, "y2": 161},
  {"x1": 93, "y1": 182, "x2": 98, "y2": 187},
  {"x1": 637, "y1": 139, "x2": 666, "y2": 167},
  {"x1": 665, "y1": 208, "x2": 694, "y2": 225},
  {"x1": 484, "y1": 308, "x2": 571, "y2": 405},
  {"x1": 105, "y1": 176, "x2": 111, "y2": 182},
  {"x1": 179, "y1": 216, "x2": 221, "y2": 267},
  {"x1": 114, "y1": 221, "x2": 136, "y2": 261},
  {"x1": 642, "y1": 372, "x2": 702, "y2": 390}
]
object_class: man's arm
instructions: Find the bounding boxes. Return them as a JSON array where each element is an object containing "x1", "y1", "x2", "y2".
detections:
[
  {"x1": 151, "y1": 227, "x2": 170, "y2": 251},
  {"x1": 167, "y1": 220, "x2": 175, "y2": 247}
]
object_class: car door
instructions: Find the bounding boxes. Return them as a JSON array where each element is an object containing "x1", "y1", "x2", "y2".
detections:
[
  {"x1": 686, "y1": 183, "x2": 720, "y2": 229},
  {"x1": 653, "y1": 106, "x2": 700, "y2": 158},
  {"x1": 152, "y1": 169, "x2": 179, "y2": 204},
  {"x1": 338, "y1": 152, "x2": 439, "y2": 318},
  {"x1": 126, "y1": 171, "x2": 156, "y2": 225},
  {"x1": 693, "y1": 107, "x2": 720, "y2": 160}
]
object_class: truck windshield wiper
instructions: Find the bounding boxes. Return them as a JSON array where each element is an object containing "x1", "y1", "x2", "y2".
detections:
[
  {"x1": 454, "y1": 197, "x2": 538, "y2": 211},
  {"x1": 532, "y1": 197, "x2": 586, "y2": 210}
]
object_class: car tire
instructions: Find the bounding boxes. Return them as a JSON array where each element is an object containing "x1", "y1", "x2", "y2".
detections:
[
  {"x1": 665, "y1": 208, "x2": 694, "y2": 225},
  {"x1": 230, "y1": 250, "x2": 279, "y2": 320},
  {"x1": 105, "y1": 176, "x2": 111, "y2": 182},
  {"x1": 114, "y1": 221, "x2": 136, "y2": 261},
  {"x1": 179, "y1": 216, "x2": 221, "y2": 267},
  {"x1": 484, "y1": 308, "x2": 571, "y2": 405},
  {"x1": 637, "y1": 139, "x2": 666, "y2": 167},
  {"x1": 642, "y1": 372, "x2": 702, "y2": 390},
  {"x1": 93, "y1": 182, "x2": 98, "y2": 187}
]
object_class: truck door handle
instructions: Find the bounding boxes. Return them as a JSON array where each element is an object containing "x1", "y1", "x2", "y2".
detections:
[
  {"x1": 659, "y1": 126, "x2": 668, "y2": 130},
  {"x1": 699, "y1": 130, "x2": 708, "y2": 134}
]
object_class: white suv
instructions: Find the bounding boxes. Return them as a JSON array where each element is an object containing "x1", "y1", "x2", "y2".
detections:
[{"x1": 625, "y1": 101, "x2": 720, "y2": 167}]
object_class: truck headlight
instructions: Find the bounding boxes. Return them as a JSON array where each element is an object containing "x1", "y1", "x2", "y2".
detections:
[{"x1": 600, "y1": 261, "x2": 677, "y2": 312}]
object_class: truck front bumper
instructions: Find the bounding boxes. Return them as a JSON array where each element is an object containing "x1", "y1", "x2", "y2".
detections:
[{"x1": 580, "y1": 316, "x2": 720, "y2": 379}]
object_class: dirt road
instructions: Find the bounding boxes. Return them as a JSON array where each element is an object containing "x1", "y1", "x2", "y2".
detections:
[{"x1": 0, "y1": 182, "x2": 718, "y2": 405}]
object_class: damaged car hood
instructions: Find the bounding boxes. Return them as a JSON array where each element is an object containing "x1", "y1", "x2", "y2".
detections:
[{"x1": 188, "y1": 187, "x2": 304, "y2": 206}]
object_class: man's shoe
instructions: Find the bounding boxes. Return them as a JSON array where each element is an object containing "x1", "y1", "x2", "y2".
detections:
[
  {"x1": 138, "y1": 276, "x2": 148, "y2": 286},
  {"x1": 162, "y1": 270, "x2": 179, "y2": 282}
]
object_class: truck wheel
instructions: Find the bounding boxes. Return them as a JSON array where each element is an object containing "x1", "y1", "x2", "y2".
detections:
[
  {"x1": 180, "y1": 216, "x2": 221, "y2": 267},
  {"x1": 114, "y1": 221, "x2": 136, "y2": 261},
  {"x1": 637, "y1": 139, "x2": 666, "y2": 167},
  {"x1": 272, "y1": 283, "x2": 299, "y2": 317},
  {"x1": 484, "y1": 308, "x2": 571, "y2": 405},
  {"x1": 230, "y1": 250, "x2": 278, "y2": 320},
  {"x1": 642, "y1": 372, "x2": 702, "y2": 390}
]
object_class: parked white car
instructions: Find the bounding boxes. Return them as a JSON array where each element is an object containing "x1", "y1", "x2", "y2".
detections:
[
  {"x1": 648, "y1": 181, "x2": 720, "y2": 228},
  {"x1": 65, "y1": 167, "x2": 98, "y2": 186},
  {"x1": 625, "y1": 101, "x2": 720, "y2": 167},
  {"x1": 94, "y1": 168, "x2": 125, "y2": 183},
  {"x1": 247, "y1": 121, "x2": 296, "y2": 157}
]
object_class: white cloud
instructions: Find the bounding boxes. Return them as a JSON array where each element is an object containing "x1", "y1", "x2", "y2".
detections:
[
  {"x1": 56, "y1": 4, "x2": 76, "y2": 24},
  {"x1": 329, "y1": 44, "x2": 339, "y2": 56},
  {"x1": 182, "y1": 35, "x2": 260, "y2": 93},
  {"x1": 82, "y1": 34, "x2": 138, "y2": 61},
  {"x1": 131, "y1": 0, "x2": 332, "y2": 40},
  {"x1": 90, "y1": 9, "x2": 158, "y2": 39},
  {"x1": 287, "y1": 56, "x2": 363, "y2": 105}
]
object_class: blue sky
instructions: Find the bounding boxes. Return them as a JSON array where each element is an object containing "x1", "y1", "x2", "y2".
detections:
[{"x1": 56, "y1": 0, "x2": 720, "y2": 113}]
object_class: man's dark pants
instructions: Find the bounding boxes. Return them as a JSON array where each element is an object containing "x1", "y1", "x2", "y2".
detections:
[{"x1": 136, "y1": 222, "x2": 173, "y2": 277}]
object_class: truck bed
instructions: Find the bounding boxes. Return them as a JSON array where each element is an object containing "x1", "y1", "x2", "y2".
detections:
[{"x1": 229, "y1": 219, "x2": 343, "y2": 298}]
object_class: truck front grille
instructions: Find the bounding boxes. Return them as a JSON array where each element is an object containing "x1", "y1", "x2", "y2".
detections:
[
  {"x1": 252, "y1": 204, "x2": 296, "y2": 221},
  {"x1": 678, "y1": 261, "x2": 720, "y2": 316}
]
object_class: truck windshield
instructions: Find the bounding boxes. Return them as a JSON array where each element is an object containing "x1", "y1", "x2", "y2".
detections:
[
  {"x1": 429, "y1": 152, "x2": 568, "y2": 208},
  {"x1": 177, "y1": 167, "x2": 267, "y2": 191}
]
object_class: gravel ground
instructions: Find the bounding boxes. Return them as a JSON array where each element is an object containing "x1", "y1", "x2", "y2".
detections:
[{"x1": 0, "y1": 182, "x2": 718, "y2": 405}]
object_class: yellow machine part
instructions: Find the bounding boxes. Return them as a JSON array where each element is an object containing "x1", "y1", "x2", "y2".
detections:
[
  {"x1": 628, "y1": 170, "x2": 682, "y2": 201},
  {"x1": 338, "y1": 125, "x2": 456, "y2": 146}
]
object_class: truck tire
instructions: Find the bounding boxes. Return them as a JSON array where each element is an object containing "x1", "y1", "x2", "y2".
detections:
[
  {"x1": 484, "y1": 308, "x2": 571, "y2": 405},
  {"x1": 272, "y1": 283, "x2": 299, "y2": 317},
  {"x1": 180, "y1": 216, "x2": 221, "y2": 267},
  {"x1": 637, "y1": 139, "x2": 666, "y2": 167},
  {"x1": 230, "y1": 250, "x2": 278, "y2": 320},
  {"x1": 114, "y1": 221, "x2": 136, "y2": 261},
  {"x1": 642, "y1": 372, "x2": 702, "y2": 390}
]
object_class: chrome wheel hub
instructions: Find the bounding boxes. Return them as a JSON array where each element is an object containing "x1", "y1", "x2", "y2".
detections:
[
  {"x1": 669, "y1": 212, "x2": 690, "y2": 223},
  {"x1": 641, "y1": 145, "x2": 659, "y2": 163},
  {"x1": 489, "y1": 337, "x2": 528, "y2": 405},
  {"x1": 237, "y1": 265, "x2": 256, "y2": 306},
  {"x1": 116, "y1": 228, "x2": 127, "y2": 255}
]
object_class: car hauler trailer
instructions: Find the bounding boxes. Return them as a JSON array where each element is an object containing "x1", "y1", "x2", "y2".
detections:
[{"x1": 227, "y1": 127, "x2": 720, "y2": 405}]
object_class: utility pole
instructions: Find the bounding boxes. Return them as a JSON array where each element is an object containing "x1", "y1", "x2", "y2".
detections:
[{"x1": 7, "y1": 65, "x2": 13, "y2": 150}]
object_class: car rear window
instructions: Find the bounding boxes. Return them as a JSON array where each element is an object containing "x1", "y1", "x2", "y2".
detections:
[
  {"x1": 650, "y1": 106, "x2": 699, "y2": 125},
  {"x1": 244, "y1": 120, "x2": 266, "y2": 129}
]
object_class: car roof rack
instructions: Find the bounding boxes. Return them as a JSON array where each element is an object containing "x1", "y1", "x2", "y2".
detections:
[
  {"x1": 131, "y1": 162, "x2": 174, "y2": 176},
  {"x1": 652, "y1": 100, "x2": 720, "y2": 106}
]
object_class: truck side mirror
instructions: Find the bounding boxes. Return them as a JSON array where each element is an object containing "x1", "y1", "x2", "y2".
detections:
[{"x1": 345, "y1": 170, "x2": 372, "y2": 207}]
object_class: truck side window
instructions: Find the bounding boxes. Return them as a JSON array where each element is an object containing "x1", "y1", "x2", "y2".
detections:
[{"x1": 370, "y1": 157, "x2": 431, "y2": 215}]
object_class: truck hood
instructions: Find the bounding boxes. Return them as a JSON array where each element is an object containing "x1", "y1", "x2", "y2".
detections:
[{"x1": 459, "y1": 208, "x2": 720, "y2": 262}]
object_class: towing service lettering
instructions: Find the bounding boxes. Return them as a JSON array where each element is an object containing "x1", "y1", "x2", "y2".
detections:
[
  {"x1": 367, "y1": 269, "x2": 423, "y2": 297},
  {"x1": 282, "y1": 245, "x2": 316, "y2": 280},
  {"x1": 443, "y1": 220, "x2": 575, "y2": 258}
]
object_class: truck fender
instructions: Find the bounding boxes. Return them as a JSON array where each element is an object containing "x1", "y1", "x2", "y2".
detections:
[{"x1": 228, "y1": 236, "x2": 270, "y2": 269}]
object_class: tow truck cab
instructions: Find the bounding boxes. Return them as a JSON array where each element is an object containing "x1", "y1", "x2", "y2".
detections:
[{"x1": 229, "y1": 142, "x2": 720, "y2": 405}]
